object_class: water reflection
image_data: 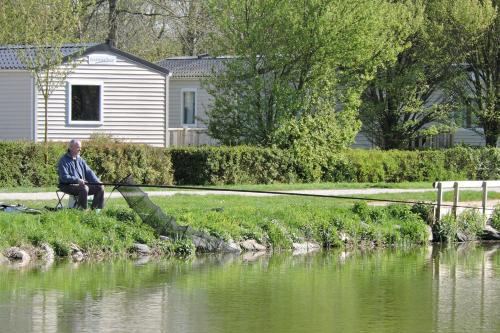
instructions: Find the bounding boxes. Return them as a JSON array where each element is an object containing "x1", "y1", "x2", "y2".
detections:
[{"x1": 0, "y1": 245, "x2": 499, "y2": 333}]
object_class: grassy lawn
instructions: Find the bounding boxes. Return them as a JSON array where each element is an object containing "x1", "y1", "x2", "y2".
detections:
[{"x1": 347, "y1": 190, "x2": 500, "y2": 203}]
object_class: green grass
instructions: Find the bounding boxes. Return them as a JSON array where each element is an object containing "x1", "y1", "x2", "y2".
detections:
[
  {"x1": 0, "y1": 194, "x2": 433, "y2": 259},
  {"x1": 0, "y1": 208, "x2": 194, "y2": 257},
  {"x1": 347, "y1": 190, "x2": 500, "y2": 203}
]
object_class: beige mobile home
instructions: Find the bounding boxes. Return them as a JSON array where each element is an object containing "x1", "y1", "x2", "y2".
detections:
[
  {"x1": 0, "y1": 43, "x2": 170, "y2": 147},
  {"x1": 156, "y1": 56, "x2": 229, "y2": 146}
]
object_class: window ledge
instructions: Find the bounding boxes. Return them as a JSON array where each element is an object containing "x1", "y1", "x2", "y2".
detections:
[{"x1": 67, "y1": 121, "x2": 104, "y2": 127}]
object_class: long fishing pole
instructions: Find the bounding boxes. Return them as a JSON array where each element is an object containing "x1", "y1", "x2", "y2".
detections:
[{"x1": 69, "y1": 181, "x2": 498, "y2": 212}]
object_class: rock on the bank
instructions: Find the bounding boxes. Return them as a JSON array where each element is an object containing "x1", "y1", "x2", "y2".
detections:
[
  {"x1": 70, "y1": 243, "x2": 85, "y2": 262},
  {"x1": 292, "y1": 242, "x2": 321, "y2": 252},
  {"x1": 5, "y1": 247, "x2": 31, "y2": 265},
  {"x1": 41, "y1": 243, "x2": 55, "y2": 263},
  {"x1": 239, "y1": 239, "x2": 267, "y2": 252},
  {"x1": 0, "y1": 253, "x2": 9, "y2": 265},
  {"x1": 192, "y1": 235, "x2": 241, "y2": 253},
  {"x1": 132, "y1": 243, "x2": 151, "y2": 256},
  {"x1": 425, "y1": 225, "x2": 433, "y2": 242},
  {"x1": 221, "y1": 240, "x2": 241, "y2": 253},
  {"x1": 482, "y1": 225, "x2": 500, "y2": 240}
]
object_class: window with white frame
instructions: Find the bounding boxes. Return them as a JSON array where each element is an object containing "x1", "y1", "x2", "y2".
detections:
[
  {"x1": 67, "y1": 81, "x2": 103, "y2": 125},
  {"x1": 182, "y1": 89, "x2": 196, "y2": 125}
]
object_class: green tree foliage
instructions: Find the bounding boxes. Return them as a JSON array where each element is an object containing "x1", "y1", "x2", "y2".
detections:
[
  {"x1": 360, "y1": 0, "x2": 495, "y2": 150},
  {"x1": 2, "y1": 0, "x2": 84, "y2": 144},
  {"x1": 449, "y1": 0, "x2": 499, "y2": 146},
  {"x1": 204, "y1": 0, "x2": 413, "y2": 147}
]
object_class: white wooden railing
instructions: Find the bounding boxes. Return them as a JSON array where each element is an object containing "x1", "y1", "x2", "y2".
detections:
[
  {"x1": 168, "y1": 128, "x2": 218, "y2": 147},
  {"x1": 411, "y1": 133, "x2": 454, "y2": 149},
  {"x1": 433, "y1": 180, "x2": 500, "y2": 225}
]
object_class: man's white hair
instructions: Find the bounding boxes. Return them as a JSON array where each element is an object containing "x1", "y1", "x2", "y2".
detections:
[{"x1": 68, "y1": 139, "x2": 81, "y2": 148}]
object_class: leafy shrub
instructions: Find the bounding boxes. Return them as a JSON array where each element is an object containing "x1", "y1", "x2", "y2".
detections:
[
  {"x1": 0, "y1": 138, "x2": 173, "y2": 187},
  {"x1": 170, "y1": 145, "x2": 297, "y2": 185},
  {"x1": 3, "y1": 140, "x2": 500, "y2": 187},
  {"x1": 105, "y1": 208, "x2": 140, "y2": 225},
  {"x1": 261, "y1": 219, "x2": 293, "y2": 249},
  {"x1": 84, "y1": 137, "x2": 173, "y2": 184},
  {"x1": 490, "y1": 205, "x2": 500, "y2": 230},
  {"x1": 437, "y1": 214, "x2": 458, "y2": 242},
  {"x1": 352, "y1": 202, "x2": 370, "y2": 219},
  {"x1": 457, "y1": 209, "x2": 484, "y2": 239},
  {"x1": 437, "y1": 209, "x2": 484, "y2": 242},
  {"x1": 172, "y1": 238, "x2": 196, "y2": 257},
  {"x1": 315, "y1": 220, "x2": 341, "y2": 248},
  {"x1": 411, "y1": 202, "x2": 435, "y2": 225}
]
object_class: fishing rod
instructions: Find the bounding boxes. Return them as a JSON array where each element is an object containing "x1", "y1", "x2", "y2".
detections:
[{"x1": 68, "y1": 181, "x2": 498, "y2": 212}]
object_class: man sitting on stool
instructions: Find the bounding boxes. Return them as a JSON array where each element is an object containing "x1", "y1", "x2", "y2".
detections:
[{"x1": 58, "y1": 139, "x2": 104, "y2": 210}]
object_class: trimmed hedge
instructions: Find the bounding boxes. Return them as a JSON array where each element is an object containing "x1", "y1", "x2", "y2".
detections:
[
  {"x1": 0, "y1": 139, "x2": 173, "y2": 187},
  {"x1": 170, "y1": 146, "x2": 298, "y2": 184},
  {"x1": 2, "y1": 139, "x2": 500, "y2": 187},
  {"x1": 170, "y1": 146, "x2": 500, "y2": 185},
  {"x1": 0, "y1": 141, "x2": 65, "y2": 187},
  {"x1": 83, "y1": 139, "x2": 173, "y2": 185}
]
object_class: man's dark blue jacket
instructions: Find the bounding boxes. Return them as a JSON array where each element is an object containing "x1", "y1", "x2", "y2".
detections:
[{"x1": 57, "y1": 151, "x2": 100, "y2": 186}]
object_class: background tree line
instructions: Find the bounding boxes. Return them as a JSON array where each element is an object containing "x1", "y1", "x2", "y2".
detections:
[{"x1": 0, "y1": 0, "x2": 498, "y2": 151}]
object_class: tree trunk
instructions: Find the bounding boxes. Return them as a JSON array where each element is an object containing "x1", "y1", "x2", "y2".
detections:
[
  {"x1": 107, "y1": 0, "x2": 118, "y2": 44},
  {"x1": 483, "y1": 122, "x2": 499, "y2": 147}
]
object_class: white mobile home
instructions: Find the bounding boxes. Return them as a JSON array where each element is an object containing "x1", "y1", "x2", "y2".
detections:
[
  {"x1": 0, "y1": 43, "x2": 170, "y2": 146},
  {"x1": 156, "y1": 56, "x2": 228, "y2": 146}
]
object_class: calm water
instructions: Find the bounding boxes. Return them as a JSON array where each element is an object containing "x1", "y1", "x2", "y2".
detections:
[{"x1": 1, "y1": 244, "x2": 499, "y2": 333}]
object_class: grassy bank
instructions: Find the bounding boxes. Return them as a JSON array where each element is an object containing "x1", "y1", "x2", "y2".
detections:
[
  {"x1": 0, "y1": 194, "x2": 434, "y2": 262},
  {"x1": 0, "y1": 208, "x2": 194, "y2": 259}
]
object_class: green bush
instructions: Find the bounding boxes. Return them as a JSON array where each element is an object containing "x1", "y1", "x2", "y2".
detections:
[
  {"x1": 437, "y1": 209, "x2": 485, "y2": 242},
  {"x1": 3, "y1": 140, "x2": 500, "y2": 187},
  {"x1": 490, "y1": 205, "x2": 500, "y2": 230},
  {"x1": 411, "y1": 202, "x2": 435, "y2": 225},
  {"x1": 0, "y1": 141, "x2": 65, "y2": 187},
  {"x1": 83, "y1": 137, "x2": 173, "y2": 185},
  {"x1": 0, "y1": 138, "x2": 173, "y2": 187},
  {"x1": 169, "y1": 145, "x2": 297, "y2": 185},
  {"x1": 169, "y1": 146, "x2": 491, "y2": 185}
]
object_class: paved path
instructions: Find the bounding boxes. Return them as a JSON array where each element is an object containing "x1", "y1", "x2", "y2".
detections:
[{"x1": 0, "y1": 188, "x2": 439, "y2": 201}]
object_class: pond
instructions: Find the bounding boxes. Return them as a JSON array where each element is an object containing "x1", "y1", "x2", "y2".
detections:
[{"x1": 1, "y1": 244, "x2": 499, "y2": 333}]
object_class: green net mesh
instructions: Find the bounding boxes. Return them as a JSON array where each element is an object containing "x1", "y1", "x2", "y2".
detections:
[{"x1": 115, "y1": 176, "x2": 238, "y2": 252}]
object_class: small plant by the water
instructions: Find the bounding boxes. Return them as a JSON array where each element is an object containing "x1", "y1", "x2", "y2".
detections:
[{"x1": 436, "y1": 209, "x2": 485, "y2": 242}]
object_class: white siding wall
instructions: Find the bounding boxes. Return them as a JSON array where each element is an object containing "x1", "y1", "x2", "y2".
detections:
[
  {"x1": 351, "y1": 132, "x2": 373, "y2": 149},
  {"x1": 0, "y1": 71, "x2": 33, "y2": 140},
  {"x1": 35, "y1": 52, "x2": 166, "y2": 146},
  {"x1": 453, "y1": 128, "x2": 488, "y2": 146},
  {"x1": 169, "y1": 79, "x2": 212, "y2": 128}
]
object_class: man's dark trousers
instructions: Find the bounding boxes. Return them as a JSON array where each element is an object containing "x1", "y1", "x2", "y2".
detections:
[{"x1": 59, "y1": 184, "x2": 104, "y2": 209}]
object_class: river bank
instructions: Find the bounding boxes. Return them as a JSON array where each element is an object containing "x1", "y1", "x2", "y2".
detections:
[{"x1": 3, "y1": 192, "x2": 499, "y2": 266}]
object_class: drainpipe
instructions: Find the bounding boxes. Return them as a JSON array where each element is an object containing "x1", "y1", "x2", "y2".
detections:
[
  {"x1": 164, "y1": 72, "x2": 172, "y2": 147},
  {"x1": 31, "y1": 74, "x2": 37, "y2": 142}
]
